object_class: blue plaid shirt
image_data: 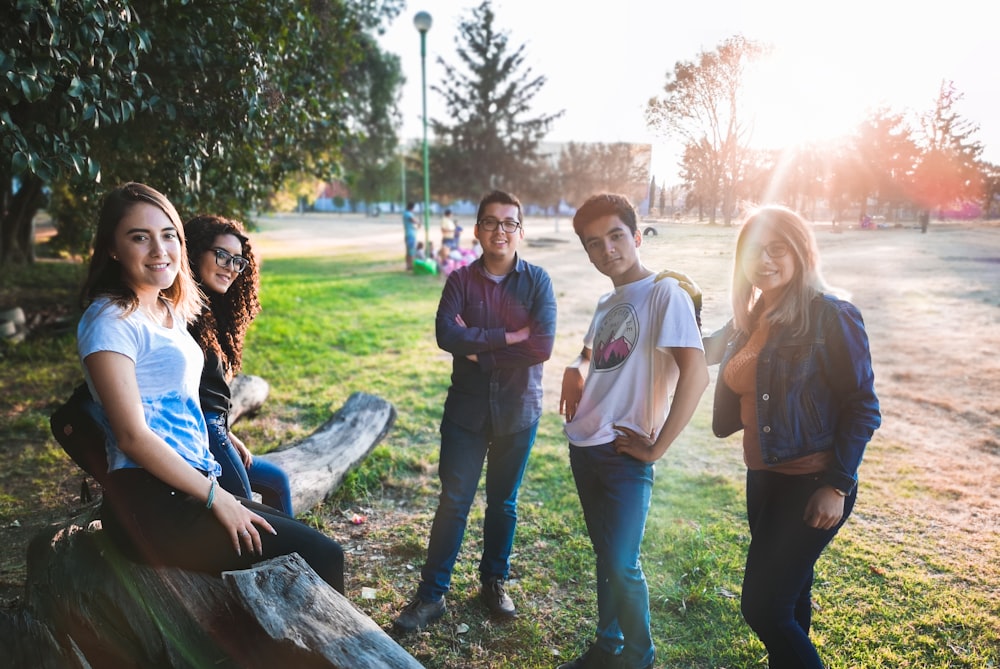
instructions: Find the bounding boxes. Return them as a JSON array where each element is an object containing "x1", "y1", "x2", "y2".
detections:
[{"x1": 435, "y1": 254, "x2": 556, "y2": 435}]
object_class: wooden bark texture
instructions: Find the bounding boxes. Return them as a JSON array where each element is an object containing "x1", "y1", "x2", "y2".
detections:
[
  {"x1": 228, "y1": 374, "x2": 270, "y2": 425},
  {"x1": 21, "y1": 516, "x2": 421, "y2": 668},
  {"x1": 258, "y1": 391, "x2": 396, "y2": 513}
]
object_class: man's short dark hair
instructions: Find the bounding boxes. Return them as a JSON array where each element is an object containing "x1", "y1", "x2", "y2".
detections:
[
  {"x1": 477, "y1": 190, "x2": 522, "y2": 223},
  {"x1": 572, "y1": 194, "x2": 637, "y2": 238}
]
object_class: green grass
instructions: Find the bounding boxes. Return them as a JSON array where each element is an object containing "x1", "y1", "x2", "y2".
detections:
[{"x1": 2, "y1": 250, "x2": 998, "y2": 668}]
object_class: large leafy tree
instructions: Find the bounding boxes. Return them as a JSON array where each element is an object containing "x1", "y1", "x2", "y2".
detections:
[
  {"x1": 428, "y1": 0, "x2": 562, "y2": 202},
  {"x1": 1, "y1": 0, "x2": 149, "y2": 263},
  {"x1": 981, "y1": 161, "x2": 1000, "y2": 218},
  {"x1": 830, "y1": 106, "x2": 917, "y2": 220},
  {"x1": 0, "y1": 0, "x2": 403, "y2": 265},
  {"x1": 646, "y1": 35, "x2": 767, "y2": 225},
  {"x1": 338, "y1": 33, "x2": 404, "y2": 211}
]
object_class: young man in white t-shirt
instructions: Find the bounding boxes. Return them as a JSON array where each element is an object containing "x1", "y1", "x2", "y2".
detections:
[{"x1": 558, "y1": 194, "x2": 709, "y2": 669}]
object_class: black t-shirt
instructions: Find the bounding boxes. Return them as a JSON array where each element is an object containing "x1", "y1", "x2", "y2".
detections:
[{"x1": 199, "y1": 349, "x2": 231, "y2": 416}]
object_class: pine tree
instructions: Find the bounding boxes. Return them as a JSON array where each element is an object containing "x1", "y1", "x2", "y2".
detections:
[
  {"x1": 428, "y1": 0, "x2": 563, "y2": 202},
  {"x1": 912, "y1": 80, "x2": 984, "y2": 216}
]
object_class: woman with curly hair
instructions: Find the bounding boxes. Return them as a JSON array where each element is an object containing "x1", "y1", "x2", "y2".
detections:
[{"x1": 185, "y1": 214, "x2": 293, "y2": 515}]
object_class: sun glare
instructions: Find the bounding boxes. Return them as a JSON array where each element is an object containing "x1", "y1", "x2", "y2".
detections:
[{"x1": 743, "y1": 45, "x2": 869, "y2": 151}]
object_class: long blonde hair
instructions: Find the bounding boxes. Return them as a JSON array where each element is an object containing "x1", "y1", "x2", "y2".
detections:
[
  {"x1": 80, "y1": 182, "x2": 202, "y2": 323},
  {"x1": 731, "y1": 205, "x2": 830, "y2": 336}
]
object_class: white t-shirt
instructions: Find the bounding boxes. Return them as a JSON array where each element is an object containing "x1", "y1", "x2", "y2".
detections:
[
  {"x1": 564, "y1": 273, "x2": 703, "y2": 447},
  {"x1": 78, "y1": 297, "x2": 220, "y2": 475}
]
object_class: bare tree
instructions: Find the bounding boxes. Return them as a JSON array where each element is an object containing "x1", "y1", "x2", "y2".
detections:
[
  {"x1": 646, "y1": 35, "x2": 767, "y2": 224},
  {"x1": 556, "y1": 142, "x2": 651, "y2": 209}
]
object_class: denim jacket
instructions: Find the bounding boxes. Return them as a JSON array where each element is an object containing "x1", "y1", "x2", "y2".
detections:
[
  {"x1": 436, "y1": 255, "x2": 556, "y2": 436},
  {"x1": 711, "y1": 294, "x2": 880, "y2": 493}
]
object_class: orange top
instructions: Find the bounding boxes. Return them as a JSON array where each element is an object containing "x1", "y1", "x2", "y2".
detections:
[{"x1": 723, "y1": 321, "x2": 831, "y2": 474}]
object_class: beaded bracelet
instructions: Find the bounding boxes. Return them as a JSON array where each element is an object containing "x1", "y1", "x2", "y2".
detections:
[{"x1": 206, "y1": 476, "x2": 217, "y2": 509}]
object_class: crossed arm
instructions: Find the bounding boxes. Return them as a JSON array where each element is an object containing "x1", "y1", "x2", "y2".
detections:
[{"x1": 436, "y1": 272, "x2": 556, "y2": 368}]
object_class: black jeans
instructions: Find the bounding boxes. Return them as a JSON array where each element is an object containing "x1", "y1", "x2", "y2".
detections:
[
  {"x1": 741, "y1": 469, "x2": 856, "y2": 669},
  {"x1": 101, "y1": 468, "x2": 344, "y2": 593}
]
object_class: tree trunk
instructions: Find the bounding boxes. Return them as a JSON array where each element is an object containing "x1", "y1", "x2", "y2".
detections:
[
  {"x1": 4, "y1": 389, "x2": 408, "y2": 668},
  {"x1": 22, "y1": 518, "x2": 421, "y2": 668},
  {"x1": 0, "y1": 174, "x2": 44, "y2": 266},
  {"x1": 259, "y1": 392, "x2": 396, "y2": 513},
  {"x1": 228, "y1": 374, "x2": 271, "y2": 425}
]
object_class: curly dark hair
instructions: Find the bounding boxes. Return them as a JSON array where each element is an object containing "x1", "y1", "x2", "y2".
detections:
[{"x1": 184, "y1": 215, "x2": 261, "y2": 377}]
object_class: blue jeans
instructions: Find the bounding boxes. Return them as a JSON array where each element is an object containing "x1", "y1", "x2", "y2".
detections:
[
  {"x1": 205, "y1": 412, "x2": 294, "y2": 515},
  {"x1": 741, "y1": 469, "x2": 857, "y2": 669},
  {"x1": 570, "y1": 443, "x2": 655, "y2": 669},
  {"x1": 417, "y1": 416, "x2": 538, "y2": 602}
]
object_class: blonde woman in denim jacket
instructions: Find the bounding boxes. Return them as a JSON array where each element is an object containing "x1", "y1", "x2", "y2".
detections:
[{"x1": 708, "y1": 205, "x2": 880, "y2": 668}]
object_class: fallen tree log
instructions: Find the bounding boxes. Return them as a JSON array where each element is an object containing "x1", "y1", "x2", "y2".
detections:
[
  {"x1": 228, "y1": 374, "x2": 270, "y2": 425},
  {"x1": 4, "y1": 390, "x2": 409, "y2": 668},
  {"x1": 258, "y1": 391, "x2": 396, "y2": 513},
  {"x1": 23, "y1": 515, "x2": 421, "y2": 668}
]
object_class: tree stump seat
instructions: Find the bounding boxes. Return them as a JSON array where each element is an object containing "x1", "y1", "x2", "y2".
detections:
[{"x1": 1, "y1": 382, "x2": 415, "y2": 668}]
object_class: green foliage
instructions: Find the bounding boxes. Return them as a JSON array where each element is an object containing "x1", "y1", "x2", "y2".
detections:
[
  {"x1": 45, "y1": 180, "x2": 101, "y2": 258},
  {"x1": 339, "y1": 33, "x2": 404, "y2": 208},
  {"x1": 0, "y1": 0, "x2": 148, "y2": 263},
  {"x1": 0, "y1": 0, "x2": 147, "y2": 184},
  {"x1": 912, "y1": 80, "x2": 985, "y2": 211},
  {"x1": 428, "y1": 0, "x2": 563, "y2": 202},
  {"x1": 0, "y1": 0, "x2": 405, "y2": 265}
]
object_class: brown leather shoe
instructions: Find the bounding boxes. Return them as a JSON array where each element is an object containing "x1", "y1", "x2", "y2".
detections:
[
  {"x1": 556, "y1": 643, "x2": 622, "y2": 669},
  {"x1": 479, "y1": 576, "x2": 517, "y2": 618},
  {"x1": 393, "y1": 595, "x2": 446, "y2": 633}
]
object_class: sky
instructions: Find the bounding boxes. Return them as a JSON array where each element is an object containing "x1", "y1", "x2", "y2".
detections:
[{"x1": 375, "y1": 0, "x2": 999, "y2": 184}]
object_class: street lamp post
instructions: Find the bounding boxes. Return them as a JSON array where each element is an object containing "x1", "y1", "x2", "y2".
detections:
[{"x1": 414, "y1": 10, "x2": 433, "y2": 253}]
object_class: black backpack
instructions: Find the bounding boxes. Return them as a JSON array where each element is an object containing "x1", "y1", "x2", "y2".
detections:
[{"x1": 50, "y1": 382, "x2": 110, "y2": 486}]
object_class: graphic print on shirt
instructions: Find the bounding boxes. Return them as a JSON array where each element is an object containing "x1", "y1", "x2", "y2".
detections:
[{"x1": 593, "y1": 303, "x2": 639, "y2": 371}]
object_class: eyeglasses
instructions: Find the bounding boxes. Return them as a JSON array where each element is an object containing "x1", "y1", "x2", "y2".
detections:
[
  {"x1": 211, "y1": 248, "x2": 249, "y2": 273},
  {"x1": 477, "y1": 217, "x2": 521, "y2": 233},
  {"x1": 746, "y1": 241, "x2": 790, "y2": 258}
]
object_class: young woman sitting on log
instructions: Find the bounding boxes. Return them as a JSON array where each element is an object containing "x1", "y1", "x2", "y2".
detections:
[
  {"x1": 77, "y1": 182, "x2": 344, "y2": 592},
  {"x1": 184, "y1": 214, "x2": 293, "y2": 515}
]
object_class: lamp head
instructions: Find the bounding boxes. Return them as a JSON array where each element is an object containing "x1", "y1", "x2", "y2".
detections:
[{"x1": 413, "y1": 11, "x2": 432, "y2": 33}]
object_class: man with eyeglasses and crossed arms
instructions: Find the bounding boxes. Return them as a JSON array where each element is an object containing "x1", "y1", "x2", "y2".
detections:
[{"x1": 394, "y1": 190, "x2": 557, "y2": 633}]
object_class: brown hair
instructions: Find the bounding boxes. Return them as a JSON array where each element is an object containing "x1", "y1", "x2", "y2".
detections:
[
  {"x1": 572, "y1": 193, "x2": 638, "y2": 239},
  {"x1": 476, "y1": 190, "x2": 523, "y2": 223},
  {"x1": 80, "y1": 182, "x2": 201, "y2": 323},
  {"x1": 184, "y1": 215, "x2": 261, "y2": 377}
]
